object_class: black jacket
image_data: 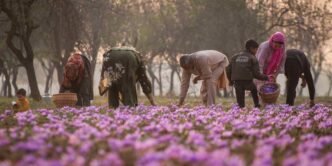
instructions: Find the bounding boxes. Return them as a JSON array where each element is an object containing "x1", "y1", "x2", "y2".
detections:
[{"x1": 227, "y1": 51, "x2": 267, "y2": 81}]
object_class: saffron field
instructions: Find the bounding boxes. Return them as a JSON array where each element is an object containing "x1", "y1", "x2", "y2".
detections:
[{"x1": 0, "y1": 97, "x2": 331, "y2": 166}]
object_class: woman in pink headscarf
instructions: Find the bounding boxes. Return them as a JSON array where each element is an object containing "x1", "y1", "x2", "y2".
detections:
[{"x1": 255, "y1": 32, "x2": 286, "y2": 89}]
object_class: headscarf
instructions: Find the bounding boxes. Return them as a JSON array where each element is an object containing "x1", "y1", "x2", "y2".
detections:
[
  {"x1": 264, "y1": 32, "x2": 285, "y2": 75},
  {"x1": 62, "y1": 53, "x2": 85, "y2": 89}
]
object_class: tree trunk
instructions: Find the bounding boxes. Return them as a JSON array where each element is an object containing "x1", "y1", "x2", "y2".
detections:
[
  {"x1": 11, "y1": 66, "x2": 18, "y2": 93},
  {"x1": 53, "y1": 14, "x2": 63, "y2": 86},
  {"x1": 89, "y1": 27, "x2": 102, "y2": 86},
  {"x1": 1, "y1": 80, "x2": 4, "y2": 96},
  {"x1": 136, "y1": 83, "x2": 141, "y2": 96},
  {"x1": 24, "y1": 63, "x2": 41, "y2": 100},
  {"x1": 54, "y1": 62, "x2": 64, "y2": 86},
  {"x1": 147, "y1": 64, "x2": 160, "y2": 96},
  {"x1": 2, "y1": 68, "x2": 12, "y2": 97},
  {"x1": 312, "y1": 56, "x2": 322, "y2": 86},
  {"x1": 88, "y1": 37, "x2": 101, "y2": 94},
  {"x1": 2, "y1": 0, "x2": 42, "y2": 100},
  {"x1": 86, "y1": 5, "x2": 104, "y2": 87},
  {"x1": 326, "y1": 76, "x2": 332, "y2": 97},
  {"x1": 158, "y1": 62, "x2": 163, "y2": 96},
  {"x1": 168, "y1": 66, "x2": 175, "y2": 96},
  {"x1": 22, "y1": 40, "x2": 41, "y2": 100},
  {"x1": 44, "y1": 65, "x2": 55, "y2": 95},
  {"x1": 326, "y1": 83, "x2": 332, "y2": 97},
  {"x1": 151, "y1": 77, "x2": 155, "y2": 96}
]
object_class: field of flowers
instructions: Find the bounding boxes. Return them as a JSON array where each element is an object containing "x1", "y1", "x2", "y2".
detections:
[{"x1": 0, "y1": 100, "x2": 332, "y2": 165}]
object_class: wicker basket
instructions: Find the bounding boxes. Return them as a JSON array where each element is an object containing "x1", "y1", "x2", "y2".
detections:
[
  {"x1": 259, "y1": 83, "x2": 280, "y2": 104},
  {"x1": 52, "y1": 93, "x2": 77, "y2": 108}
]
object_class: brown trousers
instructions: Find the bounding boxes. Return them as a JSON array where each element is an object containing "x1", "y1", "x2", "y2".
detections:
[{"x1": 200, "y1": 62, "x2": 227, "y2": 106}]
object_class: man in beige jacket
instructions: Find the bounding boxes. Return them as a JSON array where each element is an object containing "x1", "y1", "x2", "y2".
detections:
[{"x1": 178, "y1": 50, "x2": 229, "y2": 106}]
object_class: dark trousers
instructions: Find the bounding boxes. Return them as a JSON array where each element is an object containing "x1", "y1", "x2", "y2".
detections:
[
  {"x1": 76, "y1": 77, "x2": 92, "y2": 106},
  {"x1": 285, "y1": 58, "x2": 302, "y2": 106},
  {"x1": 108, "y1": 79, "x2": 138, "y2": 108},
  {"x1": 286, "y1": 77, "x2": 300, "y2": 106},
  {"x1": 234, "y1": 80, "x2": 260, "y2": 108},
  {"x1": 76, "y1": 94, "x2": 91, "y2": 106}
]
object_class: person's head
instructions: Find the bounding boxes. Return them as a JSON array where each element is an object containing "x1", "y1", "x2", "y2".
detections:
[
  {"x1": 16, "y1": 88, "x2": 26, "y2": 99},
  {"x1": 179, "y1": 54, "x2": 192, "y2": 69},
  {"x1": 269, "y1": 32, "x2": 285, "y2": 49},
  {"x1": 245, "y1": 39, "x2": 259, "y2": 55}
]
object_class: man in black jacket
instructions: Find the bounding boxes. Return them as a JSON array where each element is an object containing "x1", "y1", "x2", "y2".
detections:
[
  {"x1": 227, "y1": 39, "x2": 268, "y2": 108},
  {"x1": 285, "y1": 49, "x2": 315, "y2": 107}
]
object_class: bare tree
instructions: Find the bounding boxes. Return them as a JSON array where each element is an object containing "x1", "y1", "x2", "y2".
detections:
[
  {"x1": 0, "y1": 0, "x2": 42, "y2": 100},
  {"x1": 0, "y1": 58, "x2": 12, "y2": 97},
  {"x1": 39, "y1": 59, "x2": 55, "y2": 95},
  {"x1": 0, "y1": 45, "x2": 21, "y2": 96},
  {"x1": 286, "y1": 0, "x2": 332, "y2": 85}
]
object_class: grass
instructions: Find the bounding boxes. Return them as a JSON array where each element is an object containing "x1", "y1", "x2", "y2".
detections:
[{"x1": 0, "y1": 95, "x2": 331, "y2": 113}]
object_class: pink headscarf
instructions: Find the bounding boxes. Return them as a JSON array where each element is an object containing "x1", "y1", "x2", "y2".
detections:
[{"x1": 264, "y1": 32, "x2": 285, "y2": 75}]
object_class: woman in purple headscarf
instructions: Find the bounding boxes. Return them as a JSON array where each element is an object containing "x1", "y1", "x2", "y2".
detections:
[{"x1": 255, "y1": 32, "x2": 286, "y2": 89}]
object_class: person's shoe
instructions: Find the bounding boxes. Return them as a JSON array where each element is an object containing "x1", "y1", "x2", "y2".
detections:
[{"x1": 254, "y1": 104, "x2": 261, "y2": 108}]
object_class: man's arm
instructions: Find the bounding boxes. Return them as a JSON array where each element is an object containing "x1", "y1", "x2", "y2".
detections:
[
  {"x1": 100, "y1": 56, "x2": 107, "y2": 80},
  {"x1": 137, "y1": 61, "x2": 155, "y2": 106},
  {"x1": 302, "y1": 55, "x2": 315, "y2": 105},
  {"x1": 252, "y1": 57, "x2": 268, "y2": 81},
  {"x1": 226, "y1": 57, "x2": 234, "y2": 85}
]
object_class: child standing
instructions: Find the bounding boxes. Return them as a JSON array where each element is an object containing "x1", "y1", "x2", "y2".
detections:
[
  {"x1": 12, "y1": 88, "x2": 30, "y2": 112},
  {"x1": 226, "y1": 39, "x2": 268, "y2": 108}
]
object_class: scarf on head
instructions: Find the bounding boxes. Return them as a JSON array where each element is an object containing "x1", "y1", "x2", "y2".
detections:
[{"x1": 264, "y1": 32, "x2": 285, "y2": 75}]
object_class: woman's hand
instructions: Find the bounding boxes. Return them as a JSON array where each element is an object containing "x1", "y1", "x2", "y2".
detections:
[{"x1": 268, "y1": 75, "x2": 276, "y2": 82}]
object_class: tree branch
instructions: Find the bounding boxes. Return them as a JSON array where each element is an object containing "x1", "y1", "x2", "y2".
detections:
[{"x1": 6, "y1": 25, "x2": 26, "y2": 64}]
